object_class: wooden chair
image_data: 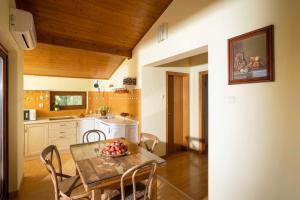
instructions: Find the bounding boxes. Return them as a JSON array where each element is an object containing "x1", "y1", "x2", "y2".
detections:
[
  {"x1": 140, "y1": 133, "x2": 159, "y2": 153},
  {"x1": 40, "y1": 145, "x2": 91, "y2": 200},
  {"x1": 82, "y1": 129, "x2": 106, "y2": 143},
  {"x1": 111, "y1": 160, "x2": 158, "y2": 200}
]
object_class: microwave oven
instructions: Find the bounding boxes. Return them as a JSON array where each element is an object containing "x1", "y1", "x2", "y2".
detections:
[{"x1": 24, "y1": 109, "x2": 36, "y2": 121}]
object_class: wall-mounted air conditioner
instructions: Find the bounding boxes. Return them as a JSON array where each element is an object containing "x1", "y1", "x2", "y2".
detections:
[{"x1": 9, "y1": 8, "x2": 37, "y2": 50}]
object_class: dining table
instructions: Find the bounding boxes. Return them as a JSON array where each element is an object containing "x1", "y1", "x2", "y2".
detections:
[{"x1": 70, "y1": 138, "x2": 165, "y2": 200}]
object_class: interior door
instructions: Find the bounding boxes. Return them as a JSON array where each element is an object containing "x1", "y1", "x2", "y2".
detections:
[
  {"x1": 172, "y1": 75, "x2": 183, "y2": 152},
  {"x1": 167, "y1": 75, "x2": 175, "y2": 153},
  {"x1": 167, "y1": 72, "x2": 189, "y2": 154},
  {"x1": 0, "y1": 45, "x2": 8, "y2": 200}
]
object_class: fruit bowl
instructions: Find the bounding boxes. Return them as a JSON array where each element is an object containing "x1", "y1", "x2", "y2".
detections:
[{"x1": 101, "y1": 140, "x2": 128, "y2": 157}]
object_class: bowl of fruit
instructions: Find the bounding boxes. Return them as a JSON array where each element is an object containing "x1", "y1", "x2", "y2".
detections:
[{"x1": 101, "y1": 140, "x2": 128, "y2": 157}]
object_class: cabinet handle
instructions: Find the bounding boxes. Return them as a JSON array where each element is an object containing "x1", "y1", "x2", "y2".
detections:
[
  {"x1": 60, "y1": 131, "x2": 66, "y2": 134},
  {"x1": 60, "y1": 124, "x2": 66, "y2": 126},
  {"x1": 59, "y1": 136, "x2": 65, "y2": 139}
]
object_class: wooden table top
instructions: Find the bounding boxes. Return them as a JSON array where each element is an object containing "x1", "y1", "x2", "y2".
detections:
[{"x1": 70, "y1": 138, "x2": 165, "y2": 191}]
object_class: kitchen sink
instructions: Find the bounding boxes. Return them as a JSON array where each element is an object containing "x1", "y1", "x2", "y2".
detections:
[
  {"x1": 98, "y1": 115, "x2": 114, "y2": 119},
  {"x1": 49, "y1": 116, "x2": 76, "y2": 120}
]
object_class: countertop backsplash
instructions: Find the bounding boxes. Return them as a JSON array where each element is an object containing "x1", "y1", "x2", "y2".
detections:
[{"x1": 24, "y1": 90, "x2": 141, "y2": 121}]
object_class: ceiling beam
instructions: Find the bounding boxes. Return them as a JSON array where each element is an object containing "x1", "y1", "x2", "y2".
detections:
[{"x1": 37, "y1": 32, "x2": 132, "y2": 58}]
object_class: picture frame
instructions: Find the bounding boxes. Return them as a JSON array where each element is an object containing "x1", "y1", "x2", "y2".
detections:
[{"x1": 228, "y1": 25, "x2": 274, "y2": 84}]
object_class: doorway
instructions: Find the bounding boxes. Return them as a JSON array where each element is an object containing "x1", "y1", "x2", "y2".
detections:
[
  {"x1": 199, "y1": 71, "x2": 208, "y2": 154},
  {"x1": 0, "y1": 44, "x2": 8, "y2": 200},
  {"x1": 166, "y1": 72, "x2": 189, "y2": 154}
]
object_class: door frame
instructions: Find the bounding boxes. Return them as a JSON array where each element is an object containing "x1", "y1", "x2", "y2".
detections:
[
  {"x1": 0, "y1": 43, "x2": 8, "y2": 200},
  {"x1": 166, "y1": 71, "x2": 190, "y2": 154},
  {"x1": 199, "y1": 71, "x2": 208, "y2": 153}
]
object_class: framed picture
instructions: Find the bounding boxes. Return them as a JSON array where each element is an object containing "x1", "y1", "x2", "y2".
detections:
[{"x1": 228, "y1": 25, "x2": 274, "y2": 84}]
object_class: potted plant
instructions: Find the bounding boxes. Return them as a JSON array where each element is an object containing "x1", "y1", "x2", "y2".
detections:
[
  {"x1": 99, "y1": 105, "x2": 108, "y2": 116},
  {"x1": 53, "y1": 103, "x2": 60, "y2": 111}
]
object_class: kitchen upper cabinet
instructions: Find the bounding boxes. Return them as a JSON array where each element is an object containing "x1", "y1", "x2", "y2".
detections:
[
  {"x1": 78, "y1": 119, "x2": 95, "y2": 143},
  {"x1": 24, "y1": 124, "x2": 48, "y2": 157}
]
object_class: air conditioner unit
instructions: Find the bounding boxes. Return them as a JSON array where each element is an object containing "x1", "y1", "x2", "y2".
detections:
[{"x1": 9, "y1": 8, "x2": 37, "y2": 50}]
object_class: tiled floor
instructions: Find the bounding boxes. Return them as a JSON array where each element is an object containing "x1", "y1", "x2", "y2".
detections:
[{"x1": 16, "y1": 151, "x2": 208, "y2": 200}]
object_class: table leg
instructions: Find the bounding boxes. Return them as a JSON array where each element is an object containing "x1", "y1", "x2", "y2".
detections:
[
  {"x1": 92, "y1": 189, "x2": 102, "y2": 200},
  {"x1": 152, "y1": 173, "x2": 157, "y2": 200}
]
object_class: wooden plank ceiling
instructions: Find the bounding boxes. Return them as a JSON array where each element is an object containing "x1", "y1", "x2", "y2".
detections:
[{"x1": 17, "y1": 0, "x2": 173, "y2": 79}]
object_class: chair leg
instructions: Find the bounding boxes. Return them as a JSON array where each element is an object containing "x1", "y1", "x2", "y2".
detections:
[
  {"x1": 151, "y1": 173, "x2": 158, "y2": 200},
  {"x1": 92, "y1": 189, "x2": 102, "y2": 200}
]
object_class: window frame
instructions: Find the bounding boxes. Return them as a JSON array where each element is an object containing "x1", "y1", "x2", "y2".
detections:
[{"x1": 50, "y1": 91, "x2": 87, "y2": 110}]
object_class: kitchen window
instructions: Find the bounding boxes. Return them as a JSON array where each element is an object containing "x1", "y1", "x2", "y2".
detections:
[{"x1": 50, "y1": 91, "x2": 87, "y2": 110}]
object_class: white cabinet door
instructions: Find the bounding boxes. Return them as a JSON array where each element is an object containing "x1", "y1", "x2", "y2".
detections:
[
  {"x1": 25, "y1": 124, "x2": 48, "y2": 157},
  {"x1": 110, "y1": 126, "x2": 126, "y2": 139},
  {"x1": 126, "y1": 125, "x2": 138, "y2": 143},
  {"x1": 94, "y1": 119, "x2": 102, "y2": 131},
  {"x1": 95, "y1": 119, "x2": 110, "y2": 139},
  {"x1": 78, "y1": 119, "x2": 95, "y2": 143}
]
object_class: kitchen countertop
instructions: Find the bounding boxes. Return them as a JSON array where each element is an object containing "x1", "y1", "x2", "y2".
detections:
[{"x1": 24, "y1": 115, "x2": 139, "y2": 126}]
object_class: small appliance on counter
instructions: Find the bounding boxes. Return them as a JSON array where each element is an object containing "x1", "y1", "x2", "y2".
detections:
[{"x1": 24, "y1": 109, "x2": 36, "y2": 121}]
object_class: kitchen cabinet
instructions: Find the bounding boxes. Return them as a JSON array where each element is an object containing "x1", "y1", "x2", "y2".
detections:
[
  {"x1": 78, "y1": 119, "x2": 95, "y2": 143},
  {"x1": 95, "y1": 119, "x2": 111, "y2": 139},
  {"x1": 24, "y1": 124, "x2": 48, "y2": 157},
  {"x1": 109, "y1": 126, "x2": 126, "y2": 139},
  {"x1": 126, "y1": 125, "x2": 139, "y2": 143},
  {"x1": 24, "y1": 116, "x2": 139, "y2": 159},
  {"x1": 48, "y1": 121, "x2": 77, "y2": 151},
  {"x1": 48, "y1": 135, "x2": 76, "y2": 151},
  {"x1": 96, "y1": 121, "x2": 138, "y2": 143}
]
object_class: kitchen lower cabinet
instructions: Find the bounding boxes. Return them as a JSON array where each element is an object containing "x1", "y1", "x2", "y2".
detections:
[
  {"x1": 94, "y1": 119, "x2": 138, "y2": 142},
  {"x1": 109, "y1": 126, "x2": 126, "y2": 139},
  {"x1": 24, "y1": 124, "x2": 48, "y2": 157},
  {"x1": 126, "y1": 125, "x2": 139, "y2": 143},
  {"x1": 48, "y1": 135, "x2": 76, "y2": 151},
  {"x1": 95, "y1": 119, "x2": 110, "y2": 139},
  {"x1": 24, "y1": 117, "x2": 139, "y2": 159},
  {"x1": 48, "y1": 121, "x2": 78, "y2": 150},
  {"x1": 78, "y1": 119, "x2": 95, "y2": 143}
]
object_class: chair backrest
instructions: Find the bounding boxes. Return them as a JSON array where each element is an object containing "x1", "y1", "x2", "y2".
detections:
[
  {"x1": 120, "y1": 160, "x2": 158, "y2": 200},
  {"x1": 82, "y1": 129, "x2": 106, "y2": 143},
  {"x1": 40, "y1": 145, "x2": 63, "y2": 200},
  {"x1": 140, "y1": 133, "x2": 159, "y2": 153}
]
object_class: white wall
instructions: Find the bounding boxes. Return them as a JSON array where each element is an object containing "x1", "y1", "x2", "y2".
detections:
[
  {"x1": 142, "y1": 59, "x2": 190, "y2": 155},
  {"x1": 24, "y1": 75, "x2": 98, "y2": 91},
  {"x1": 24, "y1": 58, "x2": 135, "y2": 91},
  {"x1": 142, "y1": 54, "x2": 208, "y2": 154},
  {"x1": 128, "y1": 0, "x2": 300, "y2": 199},
  {"x1": 0, "y1": 0, "x2": 24, "y2": 192}
]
